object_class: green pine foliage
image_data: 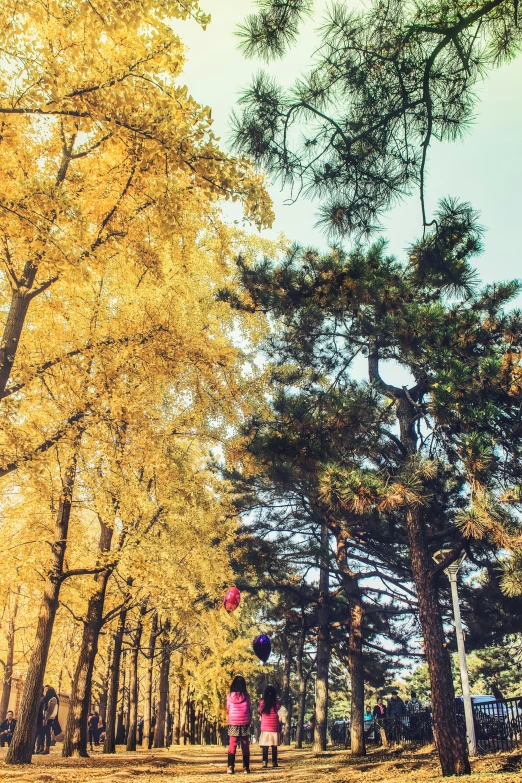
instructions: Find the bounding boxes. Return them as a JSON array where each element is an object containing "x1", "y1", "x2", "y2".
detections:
[{"x1": 234, "y1": 1, "x2": 522, "y2": 235}]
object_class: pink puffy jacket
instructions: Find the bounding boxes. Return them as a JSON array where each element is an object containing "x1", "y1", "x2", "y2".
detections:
[
  {"x1": 259, "y1": 700, "x2": 281, "y2": 733},
  {"x1": 227, "y1": 692, "x2": 251, "y2": 725}
]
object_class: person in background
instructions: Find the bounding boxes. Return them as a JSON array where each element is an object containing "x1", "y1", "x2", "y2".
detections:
[
  {"x1": 373, "y1": 698, "x2": 387, "y2": 747},
  {"x1": 97, "y1": 713, "x2": 106, "y2": 745},
  {"x1": 407, "y1": 691, "x2": 422, "y2": 714},
  {"x1": 258, "y1": 685, "x2": 281, "y2": 770},
  {"x1": 387, "y1": 691, "x2": 407, "y2": 719},
  {"x1": 308, "y1": 705, "x2": 316, "y2": 732},
  {"x1": 0, "y1": 711, "x2": 16, "y2": 746},
  {"x1": 277, "y1": 702, "x2": 288, "y2": 743},
  {"x1": 148, "y1": 712, "x2": 157, "y2": 749},
  {"x1": 407, "y1": 691, "x2": 422, "y2": 731},
  {"x1": 226, "y1": 675, "x2": 251, "y2": 774},
  {"x1": 36, "y1": 685, "x2": 59, "y2": 754},
  {"x1": 137, "y1": 715, "x2": 144, "y2": 746},
  {"x1": 373, "y1": 698, "x2": 386, "y2": 721},
  {"x1": 88, "y1": 711, "x2": 100, "y2": 749},
  {"x1": 364, "y1": 706, "x2": 374, "y2": 741}
]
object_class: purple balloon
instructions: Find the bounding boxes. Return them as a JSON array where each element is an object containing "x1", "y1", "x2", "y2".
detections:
[{"x1": 253, "y1": 633, "x2": 271, "y2": 663}]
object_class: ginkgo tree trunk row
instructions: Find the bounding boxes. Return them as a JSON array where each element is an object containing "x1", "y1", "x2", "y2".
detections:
[{"x1": 0, "y1": 0, "x2": 278, "y2": 765}]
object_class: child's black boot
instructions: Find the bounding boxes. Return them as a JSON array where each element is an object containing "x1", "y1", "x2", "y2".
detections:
[{"x1": 227, "y1": 753, "x2": 235, "y2": 774}]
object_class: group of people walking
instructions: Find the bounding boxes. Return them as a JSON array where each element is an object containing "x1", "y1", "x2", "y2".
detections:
[
  {"x1": 370, "y1": 690, "x2": 424, "y2": 722},
  {"x1": 226, "y1": 676, "x2": 283, "y2": 774}
]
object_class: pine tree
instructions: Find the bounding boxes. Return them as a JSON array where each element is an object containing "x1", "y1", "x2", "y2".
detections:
[
  {"x1": 234, "y1": 0, "x2": 522, "y2": 235},
  {"x1": 224, "y1": 199, "x2": 522, "y2": 775}
]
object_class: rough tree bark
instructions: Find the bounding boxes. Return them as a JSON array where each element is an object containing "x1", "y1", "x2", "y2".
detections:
[
  {"x1": 6, "y1": 446, "x2": 79, "y2": 764},
  {"x1": 126, "y1": 604, "x2": 146, "y2": 751},
  {"x1": 190, "y1": 699, "x2": 196, "y2": 745},
  {"x1": 153, "y1": 620, "x2": 171, "y2": 748},
  {"x1": 281, "y1": 630, "x2": 293, "y2": 746},
  {"x1": 0, "y1": 586, "x2": 21, "y2": 721},
  {"x1": 98, "y1": 643, "x2": 111, "y2": 723},
  {"x1": 62, "y1": 520, "x2": 115, "y2": 757},
  {"x1": 407, "y1": 506, "x2": 470, "y2": 775},
  {"x1": 369, "y1": 353, "x2": 470, "y2": 776},
  {"x1": 0, "y1": 261, "x2": 52, "y2": 399},
  {"x1": 295, "y1": 608, "x2": 310, "y2": 749},
  {"x1": 116, "y1": 649, "x2": 127, "y2": 745},
  {"x1": 104, "y1": 604, "x2": 128, "y2": 753},
  {"x1": 180, "y1": 684, "x2": 190, "y2": 745},
  {"x1": 173, "y1": 681, "x2": 182, "y2": 745},
  {"x1": 313, "y1": 521, "x2": 330, "y2": 753},
  {"x1": 334, "y1": 527, "x2": 365, "y2": 757},
  {"x1": 143, "y1": 611, "x2": 158, "y2": 746}
]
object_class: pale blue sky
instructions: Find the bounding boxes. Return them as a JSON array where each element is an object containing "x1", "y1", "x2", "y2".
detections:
[{"x1": 182, "y1": 0, "x2": 522, "y2": 284}]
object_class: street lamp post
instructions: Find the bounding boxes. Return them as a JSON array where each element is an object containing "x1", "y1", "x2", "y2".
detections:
[{"x1": 433, "y1": 550, "x2": 477, "y2": 756}]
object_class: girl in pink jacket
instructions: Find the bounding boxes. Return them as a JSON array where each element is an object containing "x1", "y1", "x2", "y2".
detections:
[
  {"x1": 259, "y1": 685, "x2": 281, "y2": 769},
  {"x1": 226, "y1": 675, "x2": 251, "y2": 774}
]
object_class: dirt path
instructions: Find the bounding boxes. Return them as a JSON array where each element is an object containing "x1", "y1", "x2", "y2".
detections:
[{"x1": 0, "y1": 743, "x2": 521, "y2": 782}]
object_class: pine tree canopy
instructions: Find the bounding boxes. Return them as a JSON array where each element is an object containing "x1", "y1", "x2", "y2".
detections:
[
  {"x1": 223, "y1": 198, "x2": 522, "y2": 584},
  {"x1": 234, "y1": 0, "x2": 522, "y2": 235}
]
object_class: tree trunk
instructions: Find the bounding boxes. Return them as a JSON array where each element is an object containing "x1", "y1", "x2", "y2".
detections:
[
  {"x1": 190, "y1": 700, "x2": 196, "y2": 745},
  {"x1": 116, "y1": 649, "x2": 127, "y2": 744},
  {"x1": 104, "y1": 606, "x2": 127, "y2": 753},
  {"x1": 348, "y1": 599, "x2": 365, "y2": 755},
  {"x1": 407, "y1": 508, "x2": 470, "y2": 776},
  {"x1": 180, "y1": 685, "x2": 190, "y2": 745},
  {"x1": 153, "y1": 621, "x2": 171, "y2": 748},
  {"x1": 295, "y1": 610, "x2": 309, "y2": 749},
  {"x1": 143, "y1": 611, "x2": 158, "y2": 746},
  {"x1": 281, "y1": 632, "x2": 293, "y2": 746},
  {"x1": 394, "y1": 391, "x2": 470, "y2": 776},
  {"x1": 126, "y1": 607, "x2": 145, "y2": 751},
  {"x1": 0, "y1": 586, "x2": 21, "y2": 721},
  {"x1": 0, "y1": 262, "x2": 38, "y2": 399},
  {"x1": 6, "y1": 447, "x2": 79, "y2": 764},
  {"x1": 63, "y1": 521, "x2": 114, "y2": 757},
  {"x1": 313, "y1": 521, "x2": 330, "y2": 753},
  {"x1": 98, "y1": 644, "x2": 111, "y2": 724},
  {"x1": 173, "y1": 682, "x2": 181, "y2": 745},
  {"x1": 333, "y1": 528, "x2": 365, "y2": 756}
]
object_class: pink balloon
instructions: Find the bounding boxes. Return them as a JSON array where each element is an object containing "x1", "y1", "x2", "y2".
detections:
[{"x1": 224, "y1": 586, "x2": 241, "y2": 612}]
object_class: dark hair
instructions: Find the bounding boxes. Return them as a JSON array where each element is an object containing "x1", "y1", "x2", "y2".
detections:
[
  {"x1": 262, "y1": 685, "x2": 277, "y2": 714},
  {"x1": 411, "y1": 691, "x2": 417, "y2": 698},
  {"x1": 230, "y1": 675, "x2": 247, "y2": 695},
  {"x1": 43, "y1": 686, "x2": 58, "y2": 707}
]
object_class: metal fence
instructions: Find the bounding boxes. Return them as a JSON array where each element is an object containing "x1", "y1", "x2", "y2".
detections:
[
  {"x1": 468, "y1": 697, "x2": 522, "y2": 752},
  {"x1": 326, "y1": 697, "x2": 522, "y2": 754},
  {"x1": 330, "y1": 712, "x2": 434, "y2": 749}
]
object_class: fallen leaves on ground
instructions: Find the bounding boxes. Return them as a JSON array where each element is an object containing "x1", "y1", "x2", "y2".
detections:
[{"x1": 1, "y1": 744, "x2": 521, "y2": 783}]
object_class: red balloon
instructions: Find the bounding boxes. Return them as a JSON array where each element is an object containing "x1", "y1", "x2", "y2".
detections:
[{"x1": 224, "y1": 586, "x2": 241, "y2": 612}]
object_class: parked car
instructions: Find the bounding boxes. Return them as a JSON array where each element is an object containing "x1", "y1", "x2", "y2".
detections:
[{"x1": 456, "y1": 695, "x2": 514, "y2": 718}]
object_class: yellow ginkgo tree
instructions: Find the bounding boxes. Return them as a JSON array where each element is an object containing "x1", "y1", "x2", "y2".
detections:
[{"x1": 0, "y1": 0, "x2": 275, "y2": 764}]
